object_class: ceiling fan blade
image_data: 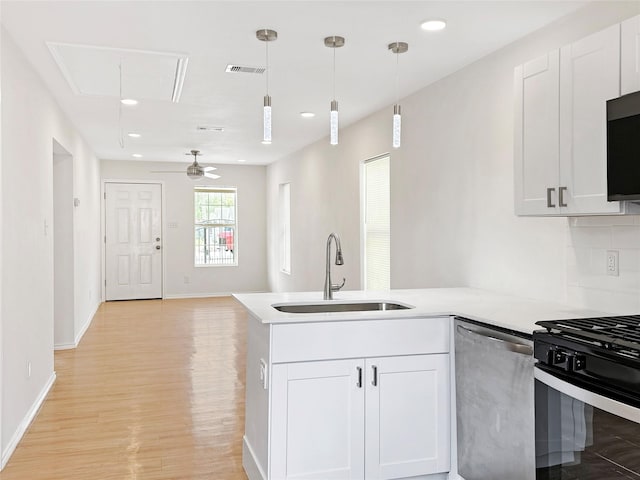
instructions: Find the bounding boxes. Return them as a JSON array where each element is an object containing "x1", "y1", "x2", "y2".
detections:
[
  {"x1": 204, "y1": 172, "x2": 221, "y2": 179},
  {"x1": 202, "y1": 166, "x2": 217, "y2": 172},
  {"x1": 149, "y1": 170, "x2": 187, "y2": 173}
]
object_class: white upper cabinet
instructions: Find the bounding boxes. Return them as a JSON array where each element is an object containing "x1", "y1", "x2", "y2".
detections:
[
  {"x1": 514, "y1": 51, "x2": 561, "y2": 215},
  {"x1": 559, "y1": 23, "x2": 622, "y2": 215},
  {"x1": 514, "y1": 22, "x2": 636, "y2": 216},
  {"x1": 622, "y1": 15, "x2": 640, "y2": 95}
]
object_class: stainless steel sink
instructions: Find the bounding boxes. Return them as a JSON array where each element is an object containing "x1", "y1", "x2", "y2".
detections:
[{"x1": 272, "y1": 301, "x2": 414, "y2": 314}]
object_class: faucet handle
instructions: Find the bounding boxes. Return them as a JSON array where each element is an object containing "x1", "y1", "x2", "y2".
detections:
[{"x1": 332, "y1": 278, "x2": 346, "y2": 292}]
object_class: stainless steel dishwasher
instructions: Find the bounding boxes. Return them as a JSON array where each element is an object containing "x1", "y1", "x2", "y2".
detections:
[{"x1": 455, "y1": 317, "x2": 535, "y2": 480}]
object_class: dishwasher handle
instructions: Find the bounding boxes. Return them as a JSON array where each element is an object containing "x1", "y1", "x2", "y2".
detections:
[{"x1": 456, "y1": 323, "x2": 533, "y2": 356}]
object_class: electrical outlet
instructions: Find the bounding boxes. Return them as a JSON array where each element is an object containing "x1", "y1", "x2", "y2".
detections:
[{"x1": 607, "y1": 250, "x2": 619, "y2": 276}]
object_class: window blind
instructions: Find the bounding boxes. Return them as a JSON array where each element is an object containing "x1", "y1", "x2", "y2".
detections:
[{"x1": 364, "y1": 156, "x2": 390, "y2": 290}]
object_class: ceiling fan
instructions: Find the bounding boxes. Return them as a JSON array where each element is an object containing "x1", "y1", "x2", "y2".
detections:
[{"x1": 150, "y1": 150, "x2": 220, "y2": 179}]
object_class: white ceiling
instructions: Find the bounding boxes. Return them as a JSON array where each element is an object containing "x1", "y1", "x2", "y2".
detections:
[{"x1": 1, "y1": 1, "x2": 587, "y2": 166}]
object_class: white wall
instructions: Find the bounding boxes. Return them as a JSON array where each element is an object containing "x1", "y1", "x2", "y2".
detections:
[
  {"x1": 266, "y1": 2, "x2": 640, "y2": 311},
  {"x1": 1, "y1": 26, "x2": 102, "y2": 464},
  {"x1": 53, "y1": 146, "x2": 74, "y2": 347},
  {"x1": 101, "y1": 160, "x2": 268, "y2": 297}
]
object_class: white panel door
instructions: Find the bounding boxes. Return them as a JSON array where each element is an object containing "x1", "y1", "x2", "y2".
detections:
[
  {"x1": 621, "y1": 15, "x2": 640, "y2": 96},
  {"x1": 365, "y1": 354, "x2": 450, "y2": 479},
  {"x1": 514, "y1": 50, "x2": 561, "y2": 215},
  {"x1": 105, "y1": 183, "x2": 162, "y2": 300},
  {"x1": 270, "y1": 360, "x2": 365, "y2": 480},
  {"x1": 559, "y1": 24, "x2": 622, "y2": 214}
]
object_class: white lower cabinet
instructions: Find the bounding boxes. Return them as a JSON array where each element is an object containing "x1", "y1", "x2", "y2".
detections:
[{"x1": 270, "y1": 354, "x2": 450, "y2": 480}]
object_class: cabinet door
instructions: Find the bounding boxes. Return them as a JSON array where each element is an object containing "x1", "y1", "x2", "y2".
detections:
[
  {"x1": 559, "y1": 24, "x2": 622, "y2": 214},
  {"x1": 270, "y1": 359, "x2": 365, "y2": 480},
  {"x1": 365, "y1": 354, "x2": 450, "y2": 479},
  {"x1": 514, "y1": 51, "x2": 561, "y2": 215},
  {"x1": 622, "y1": 15, "x2": 640, "y2": 95}
]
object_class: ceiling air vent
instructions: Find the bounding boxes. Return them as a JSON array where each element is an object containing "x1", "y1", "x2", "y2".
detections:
[
  {"x1": 225, "y1": 64, "x2": 266, "y2": 74},
  {"x1": 197, "y1": 126, "x2": 225, "y2": 132}
]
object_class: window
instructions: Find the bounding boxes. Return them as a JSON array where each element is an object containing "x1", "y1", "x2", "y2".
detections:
[
  {"x1": 194, "y1": 187, "x2": 237, "y2": 266},
  {"x1": 279, "y1": 183, "x2": 291, "y2": 274},
  {"x1": 363, "y1": 156, "x2": 390, "y2": 290}
]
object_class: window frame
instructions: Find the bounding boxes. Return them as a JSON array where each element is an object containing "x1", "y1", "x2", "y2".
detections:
[{"x1": 193, "y1": 186, "x2": 238, "y2": 268}]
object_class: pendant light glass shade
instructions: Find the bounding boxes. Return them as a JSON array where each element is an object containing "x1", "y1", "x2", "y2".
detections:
[
  {"x1": 257, "y1": 29, "x2": 277, "y2": 144},
  {"x1": 388, "y1": 42, "x2": 408, "y2": 149},
  {"x1": 325, "y1": 36, "x2": 345, "y2": 146},
  {"x1": 392, "y1": 104, "x2": 401, "y2": 149},
  {"x1": 330, "y1": 100, "x2": 339, "y2": 145},
  {"x1": 263, "y1": 95, "x2": 272, "y2": 144}
]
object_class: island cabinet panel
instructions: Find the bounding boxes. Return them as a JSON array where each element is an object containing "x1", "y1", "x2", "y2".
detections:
[
  {"x1": 269, "y1": 355, "x2": 450, "y2": 480},
  {"x1": 270, "y1": 316, "x2": 450, "y2": 363},
  {"x1": 365, "y1": 354, "x2": 450, "y2": 479},
  {"x1": 270, "y1": 359, "x2": 365, "y2": 480}
]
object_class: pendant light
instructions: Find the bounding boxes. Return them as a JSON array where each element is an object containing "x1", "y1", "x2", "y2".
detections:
[
  {"x1": 257, "y1": 29, "x2": 277, "y2": 144},
  {"x1": 388, "y1": 42, "x2": 408, "y2": 149},
  {"x1": 325, "y1": 36, "x2": 345, "y2": 145}
]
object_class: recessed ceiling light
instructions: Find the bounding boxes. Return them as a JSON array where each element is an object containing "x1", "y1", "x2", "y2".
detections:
[
  {"x1": 127, "y1": 132, "x2": 141, "y2": 138},
  {"x1": 238, "y1": 159, "x2": 247, "y2": 163},
  {"x1": 121, "y1": 98, "x2": 138, "y2": 106},
  {"x1": 421, "y1": 19, "x2": 447, "y2": 31},
  {"x1": 132, "y1": 154, "x2": 143, "y2": 158},
  {"x1": 300, "y1": 112, "x2": 315, "y2": 118}
]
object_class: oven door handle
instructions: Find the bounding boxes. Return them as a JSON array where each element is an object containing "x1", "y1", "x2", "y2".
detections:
[
  {"x1": 456, "y1": 323, "x2": 533, "y2": 355},
  {"x1": 534, "y1": 367, "x2": 640, "y2": 424}
]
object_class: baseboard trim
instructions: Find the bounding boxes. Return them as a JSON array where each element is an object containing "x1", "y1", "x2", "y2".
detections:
[
  {"x1": 243, "y1": 436, "x2": 266, "y2": 480},
  {"x1": 53, "y1": 301, "x2": 101, "y2": 351},
  {"x1": 1, "y1": 372, "x2": 57, "y2": 470},
  {"x1": 163, "y1": 293, "x2": 233, "y2": 299},
  {"x1": 75, "y1": 300, "x2": 100, "y2": 346}
]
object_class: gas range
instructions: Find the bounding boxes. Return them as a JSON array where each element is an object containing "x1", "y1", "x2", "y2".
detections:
[{"x1": 533, "y1": 315, "x2": 640, "y2": 407}]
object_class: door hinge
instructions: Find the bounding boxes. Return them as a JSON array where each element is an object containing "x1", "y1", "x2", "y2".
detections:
[
  {"x1": 104, "y1": 279, "x2": 107, "y2": 286},
  {"x1": 104, "y1": 192, "x2": 106, "y2": 199},
  {"x1": 104, "y1": 235, "x2": 106, "y2": 243}
]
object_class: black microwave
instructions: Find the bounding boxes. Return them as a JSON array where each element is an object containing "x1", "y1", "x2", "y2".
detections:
[{"x1": 607, "y1": 90, "x2": 640, "y2": 201}]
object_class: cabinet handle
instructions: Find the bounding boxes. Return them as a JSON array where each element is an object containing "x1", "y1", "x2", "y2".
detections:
[
  {"x1": 546, "y1": 187, "x2": 556, "y2": 208},
  {"x1": 559, "y1": 186, "x2": 567, "y2": 207},
  {"x1": 371, "y1": 365, "x2": 378, "y2": 387},
  {"x1": 356, "y1": 367, "x2": 363, "y2": 388}
]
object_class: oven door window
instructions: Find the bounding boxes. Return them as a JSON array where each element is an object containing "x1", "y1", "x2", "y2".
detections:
[{"x1": 535, "y1": 378, "x2": 640, "y2": 479}]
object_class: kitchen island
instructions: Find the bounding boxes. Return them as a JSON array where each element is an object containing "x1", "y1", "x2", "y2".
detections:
[{"x1": 234, "y1": 288, "x2": 604, "y2": 480}]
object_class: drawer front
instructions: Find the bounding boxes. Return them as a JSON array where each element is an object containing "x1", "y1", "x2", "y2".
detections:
[{"x1": 271, "y1": 316, "x2": 450, "y2": 363}]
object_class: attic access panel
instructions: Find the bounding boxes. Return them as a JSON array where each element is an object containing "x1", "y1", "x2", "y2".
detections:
[{"x1": 47, "y1": 42, "x2": 188, "y2": 102}]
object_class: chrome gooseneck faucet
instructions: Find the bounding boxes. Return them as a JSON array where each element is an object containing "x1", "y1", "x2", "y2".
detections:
[{"x1": 324, "y1": 233, "x2": 345, "y2": 300}]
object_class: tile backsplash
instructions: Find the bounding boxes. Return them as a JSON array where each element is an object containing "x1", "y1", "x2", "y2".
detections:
[{"x1": 567, "y1": 216, "x2": 640, "y2": 314}]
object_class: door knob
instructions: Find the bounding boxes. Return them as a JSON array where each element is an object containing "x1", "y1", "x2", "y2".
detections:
[
  {"x1": 156, "y1": 237, "x2": 161, "y2": 242},
  {"x1": 155, "y1": 245, "x2": 161, "y2": 250}
]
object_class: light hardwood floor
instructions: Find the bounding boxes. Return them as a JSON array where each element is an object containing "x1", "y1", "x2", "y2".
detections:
[{"x1": 0, "y1": 297, "x2": 249, "y2": 480}]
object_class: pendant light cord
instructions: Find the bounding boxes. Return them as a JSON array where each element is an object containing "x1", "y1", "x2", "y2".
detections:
[
  {"x1": 395, "y1": 48, "x2": 400, "y2": 105},
  {"x1": 265, "y1": 38, "x2": 270, "y2": 96},
  {"x1": 333, "y1": 44, "x2": 336, "y2": 101}
]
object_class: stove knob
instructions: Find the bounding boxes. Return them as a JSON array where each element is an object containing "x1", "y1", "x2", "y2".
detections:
[
  {"x1": 553, "y1": 350, "x2": 566, "y2": 365},
  {"x1": 572, "y1": 354, "x2": 586, "y2": 371}
]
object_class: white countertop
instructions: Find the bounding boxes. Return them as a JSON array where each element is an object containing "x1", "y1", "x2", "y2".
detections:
[{"x1": 233, "y1": 288, "x2": 608, "y2": 335}]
